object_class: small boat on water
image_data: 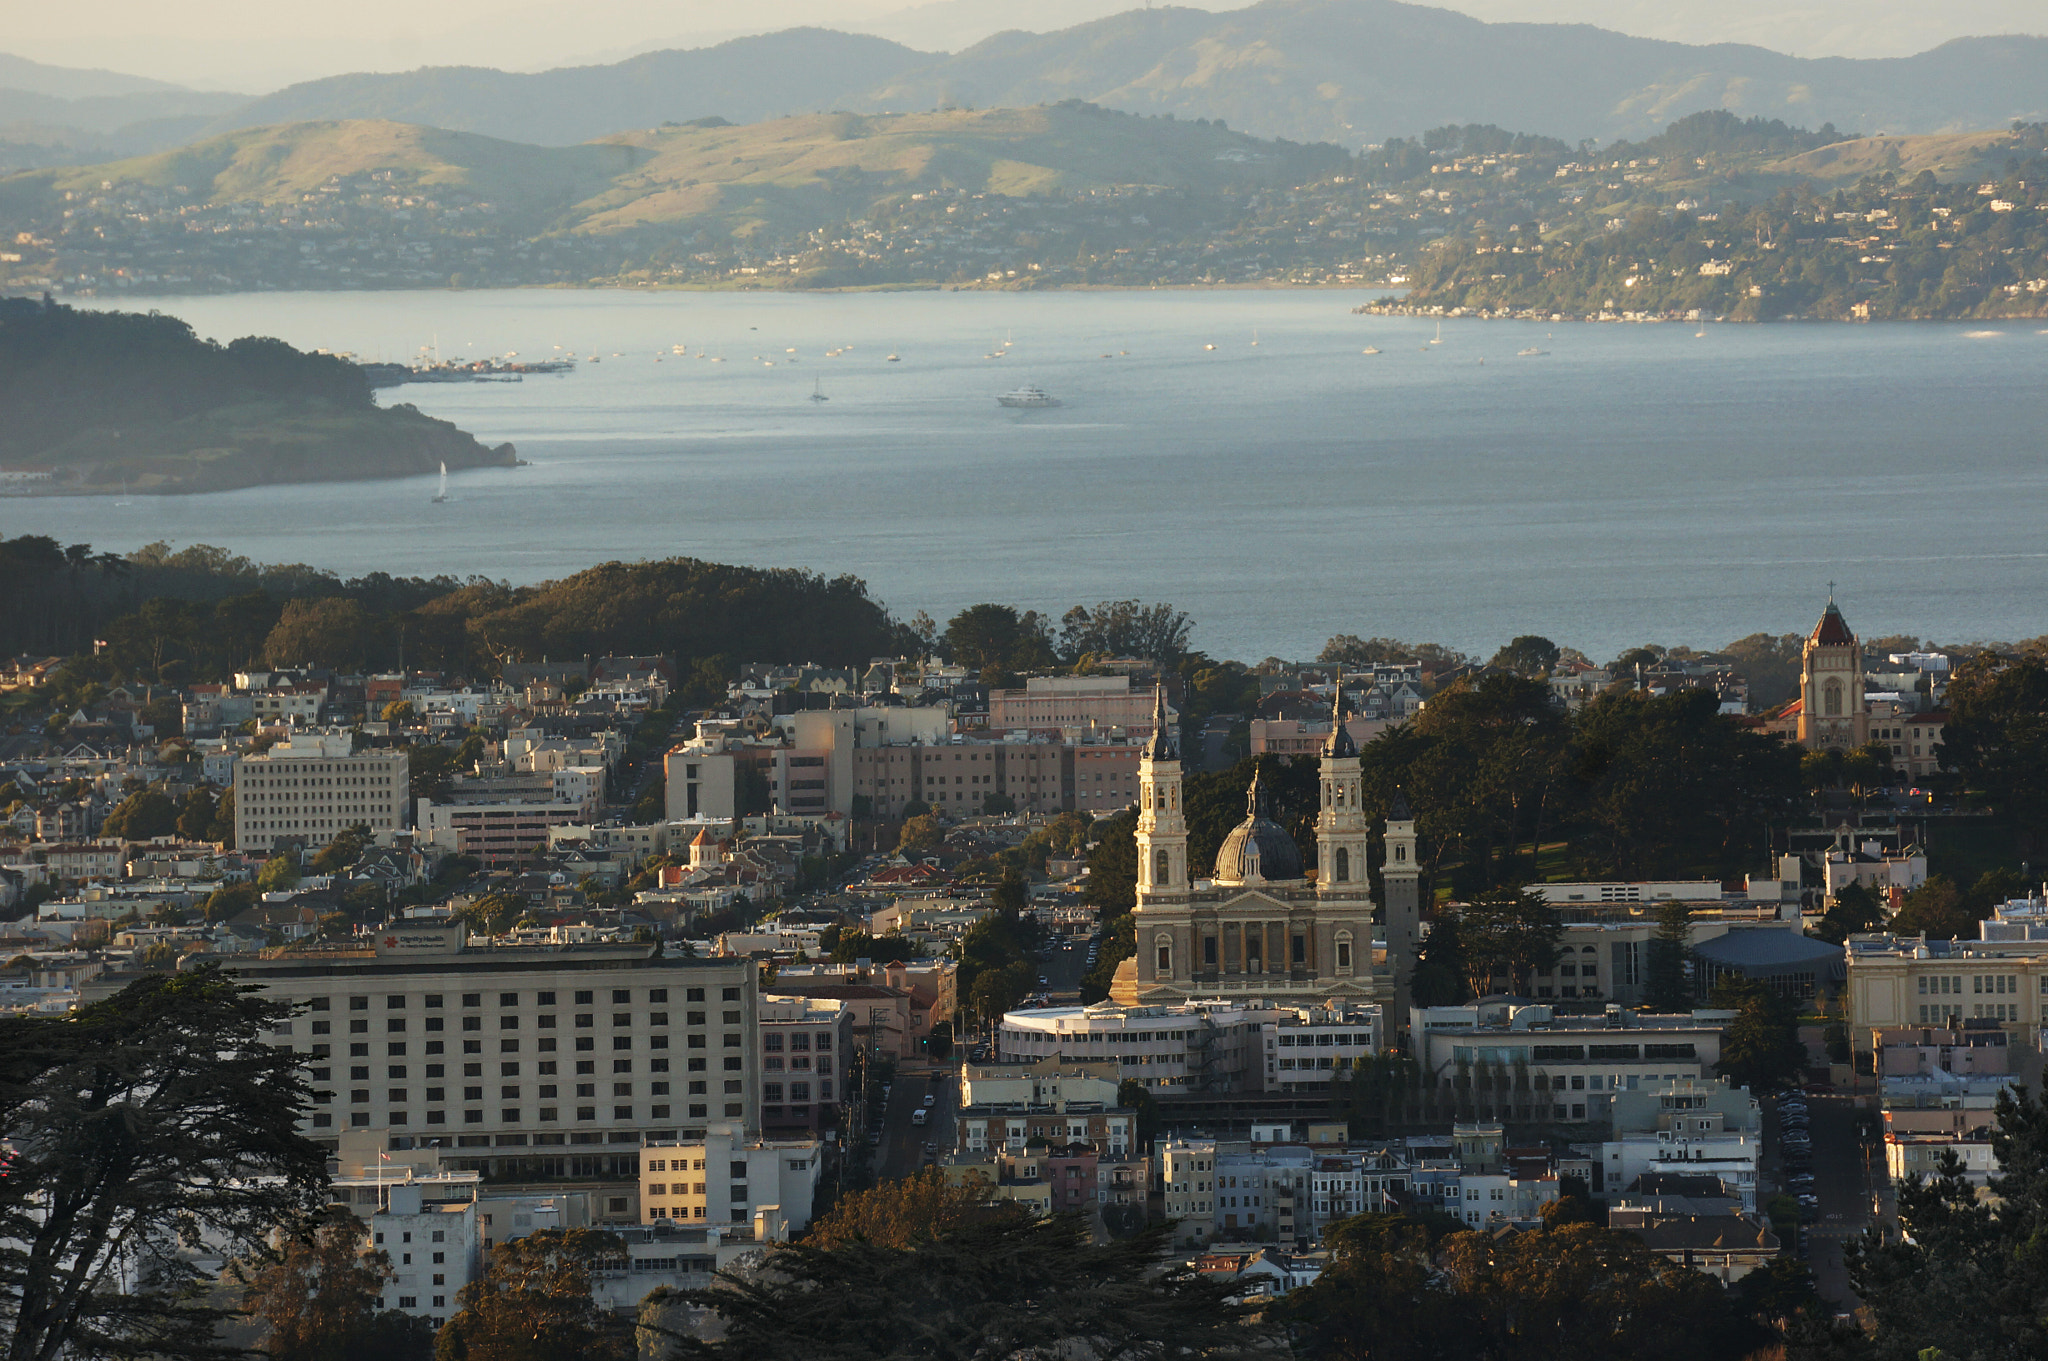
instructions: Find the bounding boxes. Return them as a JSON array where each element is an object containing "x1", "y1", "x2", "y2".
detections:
[
  {"x1": 1517, "y1": 347, "x2": 1547, "y2": 356},
  {"x1": 886, "y1": 353, "x2": 900, "y2": 362},
  {"x1": 1430, "y1": 322, "x2": 1443, "y2": 345},
  {"x1": 1203, "y1": 343, "x2": 1217, "y2": 351},
  {"x1": 1362, "y1": 346, "x2": 1381, "y2": 355},
  {"x1": 432, "y1": 462, "x2": 449, "y2": 504},
  {"x1": 997, "y1": 386, "x2": 1061, "y2": 409},
  {"x1": 810, "y1": 377, "x2": 829, "y2": 403}
]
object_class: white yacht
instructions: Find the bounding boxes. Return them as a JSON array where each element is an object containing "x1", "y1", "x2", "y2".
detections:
[{"x1": 997, "y1": 386, "x2": 1061, "y2": 409}]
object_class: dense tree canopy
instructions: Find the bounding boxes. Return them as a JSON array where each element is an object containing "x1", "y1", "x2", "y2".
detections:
[
  {"x1": 657, "y1": 1215, "x2": 1262, "y2": 1360},
  {"x1": 1941, "y1": 650, "x2": 2048, "y2": 846},
  {"x1": 941, "y1": 604, "x2": 1057, "y2": 684},
  {"x1": 1368, "y1": 680, "x2": 1801, "y2": 895},
  {"x1": 1055, "y1": 600, "x2": 1193, "y2": 664},
  {"x1": 0, "y1": 539, "x2": 912, "y2": 678},
  {"x1": 1274, "y1": 1213, "x2": 1759, "y2": 1361}
]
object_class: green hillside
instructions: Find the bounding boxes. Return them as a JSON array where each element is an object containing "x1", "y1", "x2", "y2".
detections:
[
  {"x1": 573, "y1": 104, "x2": 1345, "y2": 236},
  {"x1": 0, "y1": 120, "x2": 647, "y2": 232},
  {"x1": 0, "y1": 104, "x2": 1343, "y2": 240},
  {"x1": 0, "y1": 297, "x2": 512, "y2": 494}
]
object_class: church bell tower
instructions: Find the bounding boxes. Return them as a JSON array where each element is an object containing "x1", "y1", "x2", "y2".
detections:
[
  {"x1": 1135, "y1": 686, "x2": 1187, "y2": 900},
  {"x1": 1316, "y1": 687, "x2": 1370, "y2": 897}
]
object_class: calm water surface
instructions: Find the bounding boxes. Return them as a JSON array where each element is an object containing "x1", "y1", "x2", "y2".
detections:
[{"x1": 18, "y1": 289, "x2": 2048, "y2": 660}]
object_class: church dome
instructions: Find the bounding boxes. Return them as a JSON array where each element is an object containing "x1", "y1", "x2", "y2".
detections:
[{"x1": 1211, "y1": 769, "x2": 1303, "y2": 885}]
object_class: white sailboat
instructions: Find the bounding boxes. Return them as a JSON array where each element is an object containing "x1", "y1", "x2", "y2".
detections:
[
  {"x1": 1430, "y1": 322, "x2": 1443, "y2": 345},
  {"x1": 810, "y1": 376, "x2": 829, "y2": 403},
  {"x1": 432, "y1": 462, "x2": 449, "y2": 503}
]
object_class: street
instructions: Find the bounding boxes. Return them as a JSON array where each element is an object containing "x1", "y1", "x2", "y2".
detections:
[
  {"x1": 1776, "y1": 1093, "x2": 1881, "y2": 1309},
  {"x1": 1038, "y1": 936, "x2": 1091, "y2": 1002},
  {"x1": 874, "y1": 1068, "x2": 959, "y2": 1181}
]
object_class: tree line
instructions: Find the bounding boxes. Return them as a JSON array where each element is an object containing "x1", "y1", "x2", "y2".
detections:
[{"x1": 0, "y1": 538, "x2": 912, "y2": 686}]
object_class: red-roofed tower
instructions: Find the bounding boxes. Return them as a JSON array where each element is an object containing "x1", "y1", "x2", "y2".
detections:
[{"x1": 1797, "y1": 594, "x2": 1867, "y2": 750}]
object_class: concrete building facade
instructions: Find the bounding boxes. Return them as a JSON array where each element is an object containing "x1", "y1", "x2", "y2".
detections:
[{"x1": 234, "y1": 730, "x2": 408, "y2": 853}]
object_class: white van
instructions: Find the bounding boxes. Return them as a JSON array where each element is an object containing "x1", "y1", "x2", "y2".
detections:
[{"x1": 911, "y1": 1108, "x2": 928, "y2": 1126}]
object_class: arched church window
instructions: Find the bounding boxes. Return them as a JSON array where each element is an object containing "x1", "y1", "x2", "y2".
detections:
[
  {"x1": 1824, "y1": 680, "x2": 1843, "y2": 717},
  {"x1": 1334, "y1": 847, "x2": 1351, "y2": 883},
  {"x1": 1394, "y1": 843, "x2": 1407, "y2": 863},
  {"x1": 1155, "y1": 937, "x2": 1172, "y2": 977},
  {"x1": 1155, "y1": 848, "x2": 1171, "y2": 886},
  {"x1": 1335, "y1": 933, "x2": 1353, "y2": 972}
]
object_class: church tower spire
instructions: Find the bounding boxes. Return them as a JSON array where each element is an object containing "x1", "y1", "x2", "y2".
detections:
[
  {"x1": 1135, "y1": 684, "x2": 1187, "y2": 900},
  {"x1": 1316, "y1": 686, "x2": 1369, "y2": 897}
]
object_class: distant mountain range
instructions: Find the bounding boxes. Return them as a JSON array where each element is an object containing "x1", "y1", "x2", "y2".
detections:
[
  {"x1": 6, "y1": 0, "x2": 2048, "y2": 172},
  {"x1": 197, "y1": 0, "x2": 2048, "y2": 149},
  {"x1": 0, "y1": 54, "x2": 246, "y2": 172}
]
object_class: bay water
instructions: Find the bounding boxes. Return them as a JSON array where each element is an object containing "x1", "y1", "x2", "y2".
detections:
[{"x1": 18, "y1": 288, "x2": 2048, "y2": 662}]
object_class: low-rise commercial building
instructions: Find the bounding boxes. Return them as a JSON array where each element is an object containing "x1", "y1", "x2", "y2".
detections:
[
  {"x1": 996, "y1": 999, "x2": 1380, "y2": 1095},
  {"x1": 1410, "y1": 1002, "x2": 1728, "y2": 1124}
]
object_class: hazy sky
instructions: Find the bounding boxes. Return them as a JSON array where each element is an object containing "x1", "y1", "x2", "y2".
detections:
[{"x1": 13, "y1": 0, "x2": 2045, "y2": 92}]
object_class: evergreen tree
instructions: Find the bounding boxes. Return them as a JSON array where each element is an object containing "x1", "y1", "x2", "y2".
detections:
[
  {"x1": 175, "y1": 786, "x2": 218, "y2": 841},
  {"x1": 1642, "y1": 901, "x2": 1694, "y2": 1011},
  {"x1": 0, "y1": 965, "x2": 329, "y2": 1361},
  {"x1": 1408, "y1": 916, "x2": 1471, "y2": 1008},
  {"x1": 1712, "y1": 977, "x2": 1806, "y2": 1094},
  {"x1": 1846, "y1": 1084, "x2": 2048, "y2": 1360},
  {"x1": 1814, "y1": 880, "x2": 1884, "y2": 944}
]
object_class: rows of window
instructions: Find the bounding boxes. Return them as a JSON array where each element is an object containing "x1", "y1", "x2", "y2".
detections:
[
  {"x1": 1916, "y1": 973, "x2": 2039, "y2": 996},
  {"x1": 281, "y1": 982, "x2": 747, "y2": 1130}
]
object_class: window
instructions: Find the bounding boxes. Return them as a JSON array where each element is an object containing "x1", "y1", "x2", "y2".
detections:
[{"x1": 1333, "y1": 847, "x2": 1349, "y2": 882}]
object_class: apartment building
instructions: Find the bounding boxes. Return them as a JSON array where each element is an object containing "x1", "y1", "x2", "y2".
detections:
[
  {"x1": 416, "y1": 769, "x2": 606, "y2": 868},
  {"x1": 758, "y1": 994, "x2": 853, "y2": 1134},
  {"x1": 638, "y1": 1124, "x2": 823, "y2": 1236},
  {"x1": 135, "y1": 923, "x2": 761, "y2": 1179},
  {"x1": 233, "y1": 730, "x2": 409, "y2": 853},
  {"x1": 953, "y1": 1059, "x2": 1138, "y2": 1159},
  {"x1": 1597, "y1": 1079, "x2": 1762, "y2": 1210}
]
